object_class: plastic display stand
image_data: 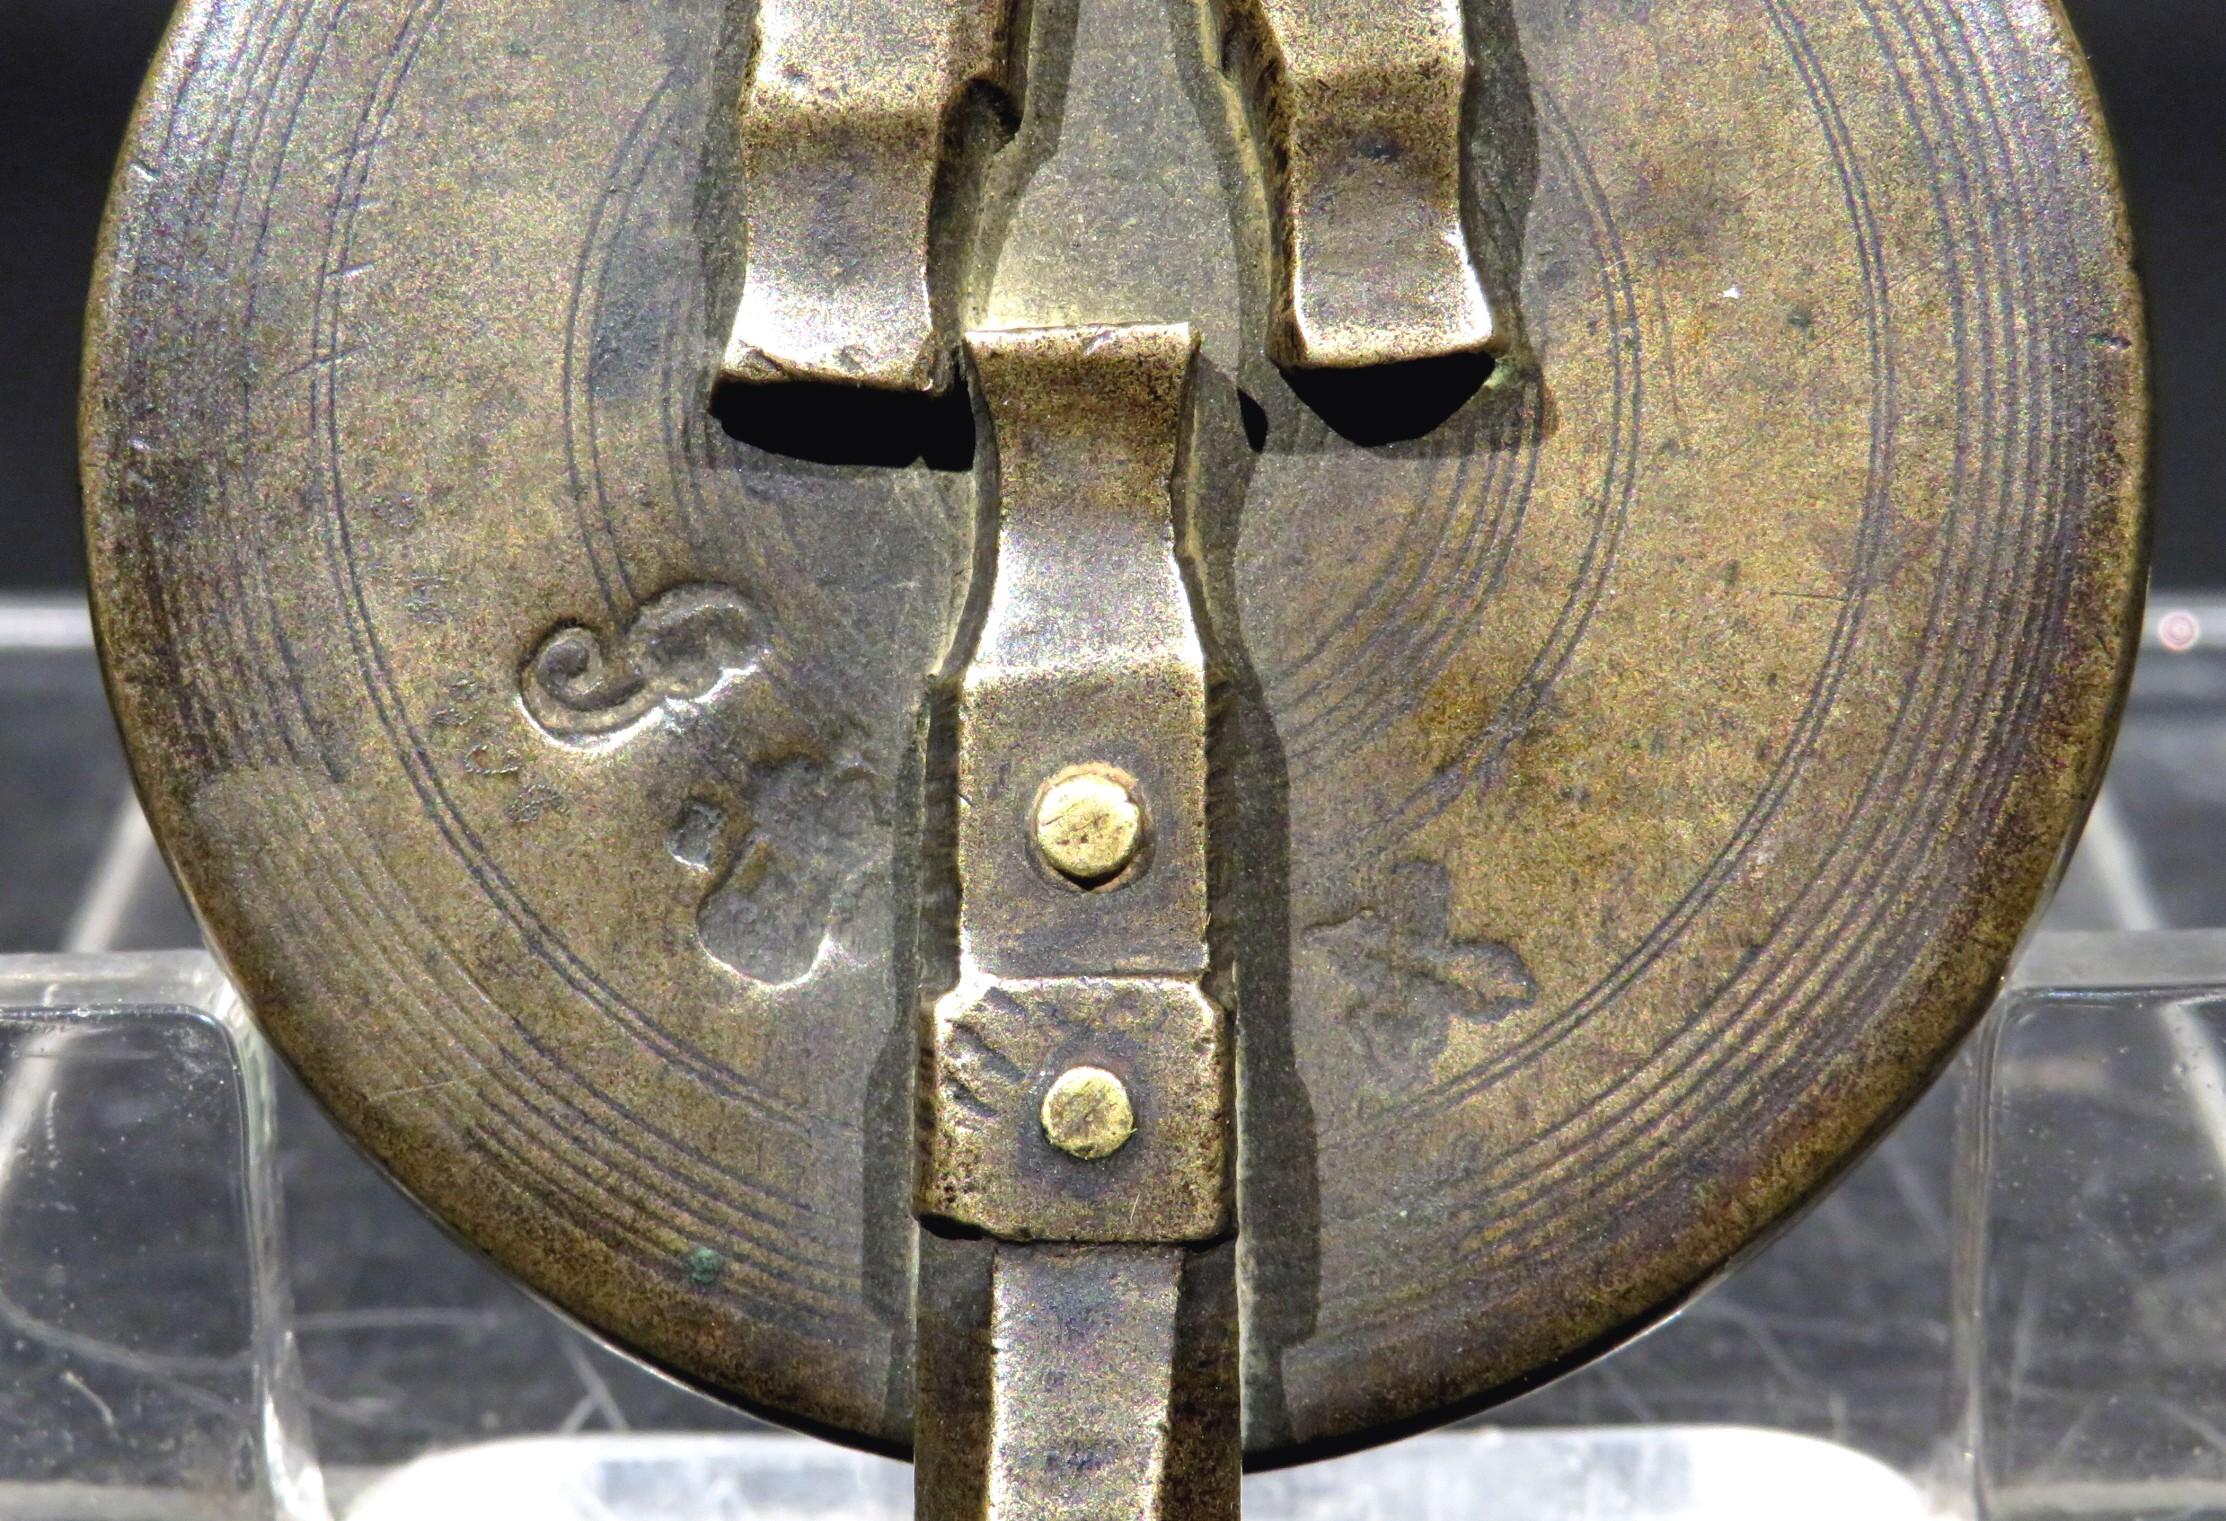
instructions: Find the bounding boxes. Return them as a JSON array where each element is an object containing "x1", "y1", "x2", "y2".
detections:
[{"x1": 4, "y1": 934, "x2": 2225, "y2": 1520}]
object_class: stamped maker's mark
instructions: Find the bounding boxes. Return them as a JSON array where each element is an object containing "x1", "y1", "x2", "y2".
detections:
[
  {"x1": 1308, "y1": 861, "x2": 1537, "y2": 1083},
  {"x1": 524, "y1": 584, "x2": 760, "y2": 742},
  {"x1": 523, "y1": 584, "x2": 879, "y2": 987}
]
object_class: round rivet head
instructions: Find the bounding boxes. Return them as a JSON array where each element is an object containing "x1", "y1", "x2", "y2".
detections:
[
  {"x1": 1041, "y1": 1066, "x2": 1136, "y2": 1162},
  {"x1": 1034, "y1": 769, "x2": 1144, "y2": 886}
]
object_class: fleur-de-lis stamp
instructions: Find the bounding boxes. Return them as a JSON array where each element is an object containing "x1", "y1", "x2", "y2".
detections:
[{"x1": 1307, "y1": 861, "x2": 1536, "y2": 1083}]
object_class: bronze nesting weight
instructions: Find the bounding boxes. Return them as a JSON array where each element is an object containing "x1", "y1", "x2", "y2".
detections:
[{"x1": 83, "y1": 0, "x2": 2145, "y2": 1515}]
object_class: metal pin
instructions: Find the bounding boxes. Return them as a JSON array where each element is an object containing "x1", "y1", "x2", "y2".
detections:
[
  {"x1": 1042, "y1": 1066, "x2": 1137, "y2": 1160},
  {"x1": 1036, "y1": 769, "x2": 1146, "y2": 886}
]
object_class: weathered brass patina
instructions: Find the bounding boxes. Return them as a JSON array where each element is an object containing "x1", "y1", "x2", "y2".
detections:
[
  {"x1": 1035, "y1": 769, "x2": 1147, "y2": 886},
  {"x1": 717, "y1": 0, "x2": 1497, "y2": 385},
  {"x1": 1042, "y1": 1065, "x2": 1137, "y2": 1159},
  {"x1": 915, "y1": 321, "x2": 1238, "y2": 1517},
  {"x1": 84, "y1": 0, "x2": 2146, "y2": 1507},
  {"x1": 1214, "y1": 0, "x2": 1500, "y2": 367},
  {"x1": 721, "y1": 0, "x2": 1027, "y2": 392}
]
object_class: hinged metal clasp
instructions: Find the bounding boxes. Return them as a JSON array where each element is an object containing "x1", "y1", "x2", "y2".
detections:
[
  {"x1": 914, "y1": 323, "x2": 1239, "y2": 1521},
  {"x1": 719, "y1": 0, "x2": 1499, "y2": 390}
]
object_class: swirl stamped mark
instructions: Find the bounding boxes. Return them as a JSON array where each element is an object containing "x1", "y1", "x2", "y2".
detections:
[{"x1": 524, "y1": 584, "x2": 762, "y2": 743}]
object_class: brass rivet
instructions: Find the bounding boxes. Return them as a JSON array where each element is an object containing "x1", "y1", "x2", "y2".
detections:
[
  {"x1": 1041, "y1": 1066, "x2": 1135, "y2": 1161},
  {"x1": 1034, "y1": 769, "x2": 1144, "y2": 886}
]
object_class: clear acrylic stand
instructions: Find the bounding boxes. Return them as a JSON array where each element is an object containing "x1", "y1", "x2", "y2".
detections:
[
  {"x1": 0, "y1": 955, "x2": 325, "y2": 1521},
  {"x1": 5, "y1": 934, "x2": 2226, "y2": 1520}
]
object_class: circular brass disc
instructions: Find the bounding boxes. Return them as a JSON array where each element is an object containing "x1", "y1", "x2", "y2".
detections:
[{"x1": 85, "y1": 0, "x2": 2143, "y2": 1465}]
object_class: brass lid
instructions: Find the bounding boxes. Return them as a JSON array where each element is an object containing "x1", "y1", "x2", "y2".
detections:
[{"x1": 83, "y1": 0, "x2": 2145, "y2": 1465}]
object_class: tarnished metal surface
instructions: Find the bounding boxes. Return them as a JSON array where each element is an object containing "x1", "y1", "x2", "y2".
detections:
[
  {"x1": 976, "y1": 1247, "x2": 1235, "y2": 1521},
  {"x1": 924, "y1": 975, "x2": 1229, "y2": 1240},
  {"x1": 916, "y1": 322, "x2": 1235, "y2": 1517},
  {"x1": 937, "y1": 325, "x2": 1213, "y2": 981},
  {"x1": 926, "y1": 975, "x2": 1237, "y2": 1247},
  {"x1": 719, "y1": 0, "x2": 1496, "y2": 387},
  {"x1": 720, "y1": 0, "x2": 1026, "y2": 392},
  {"x1": 917, "y1": 1236, "x2": 1239, "y2": 1519},
  {"x1": 1034, "y1": 770, "x2": 1146, "y2": 887},
  {"x1": 1041, "y1": 1064, "x2": 1137, "y2": 1158},
  {"x1": 919, "y1": 322, "x2": 1228, "y2": 1247},
  {"x1": 1212, "y1": 0, "x2": 1499, "y2": 367},
  {"x1": 84, "y1": 0, "x2": 2145, "y2": 1472}
]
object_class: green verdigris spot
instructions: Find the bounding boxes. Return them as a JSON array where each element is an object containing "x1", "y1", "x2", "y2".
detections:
[{"x1": 686, "y1": 1246, "x2": 726, "y2": 1288}]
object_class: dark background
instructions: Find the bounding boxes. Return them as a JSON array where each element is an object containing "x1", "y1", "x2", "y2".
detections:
[{"x1": 4, "y1": 1, "x2": 2219, "y2": 591}]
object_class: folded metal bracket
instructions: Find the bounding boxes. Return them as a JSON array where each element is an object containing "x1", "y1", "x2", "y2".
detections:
[
  {"x1": 722, "y1": 0, "x2": 1496, "y2": 391},
  {"x1": 1214, "y1": 0, "x2": 1498, "y2": 368},
  {"x1": 915, "y1": 324, "x2": 1238, "y2": 1521},
  {"x1": 721, "y1": 0, "x2": 1027, "y2": 394}
]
